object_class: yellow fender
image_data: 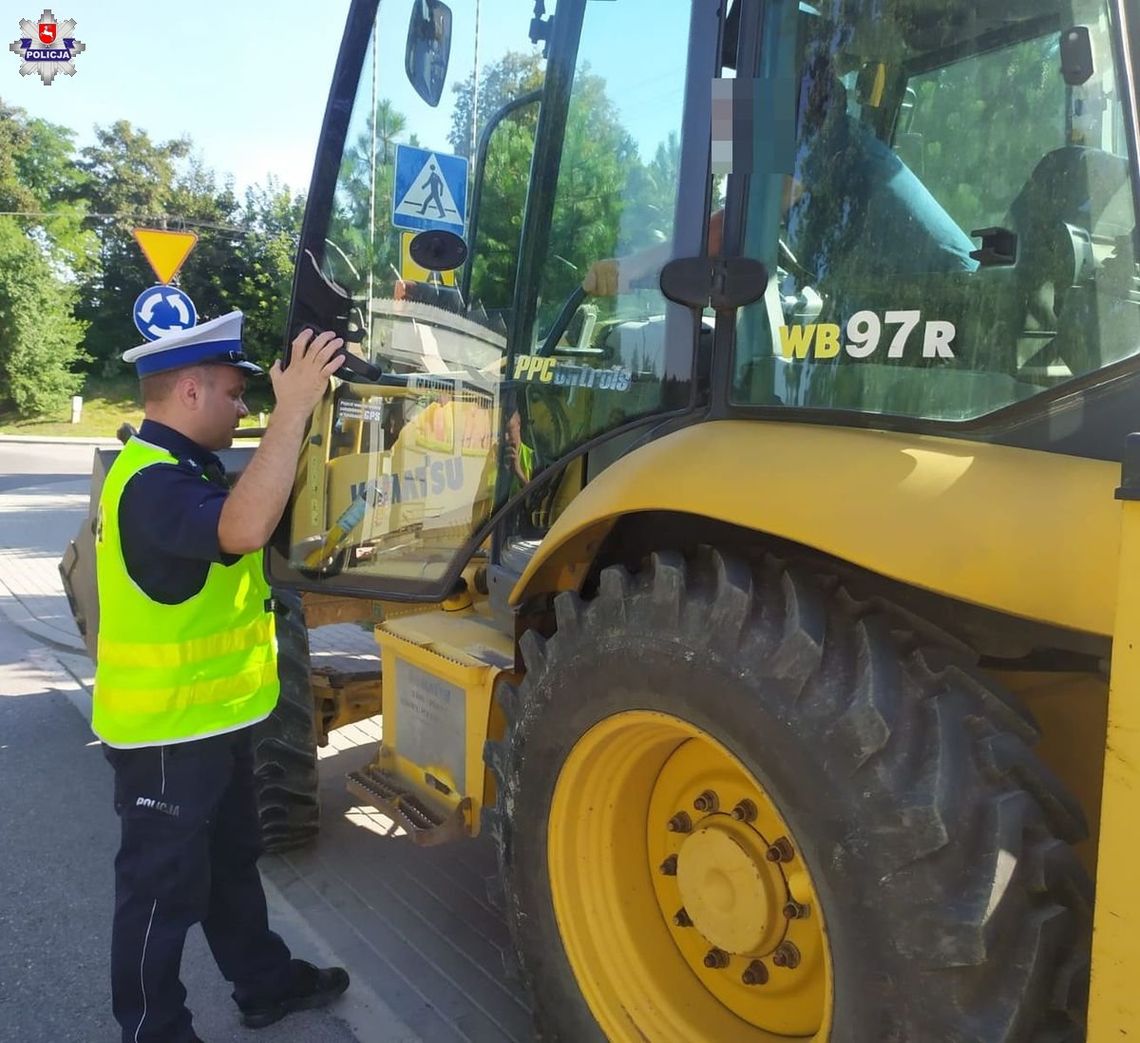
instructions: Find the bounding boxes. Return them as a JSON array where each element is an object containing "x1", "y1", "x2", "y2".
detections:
[{"x1": 511, "y1": 420, "x2": 1120, "y2": 637}]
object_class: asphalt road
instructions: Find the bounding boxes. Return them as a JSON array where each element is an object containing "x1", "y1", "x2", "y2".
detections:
[{"x1": 0, "y1": 439, "x2": 97, "y2": 488}]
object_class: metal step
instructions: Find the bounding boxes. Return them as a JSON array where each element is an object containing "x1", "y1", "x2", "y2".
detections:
[{"x1": 347, "y1": 763, "x2": 471, "y2": 846}]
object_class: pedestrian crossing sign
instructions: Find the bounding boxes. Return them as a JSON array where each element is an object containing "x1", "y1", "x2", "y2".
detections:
[{"x1": 391, "y1": 144, "x2": 468, "y2": 235}]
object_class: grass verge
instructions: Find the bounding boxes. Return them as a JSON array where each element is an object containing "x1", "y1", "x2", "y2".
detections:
[{"x1": 0, "y1": 376, "x2": 273, "y2": 438}]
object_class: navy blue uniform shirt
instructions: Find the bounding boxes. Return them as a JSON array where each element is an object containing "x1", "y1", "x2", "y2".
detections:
[{"x1": 119, "y1": 419, "x2": 240, "y2": 605}]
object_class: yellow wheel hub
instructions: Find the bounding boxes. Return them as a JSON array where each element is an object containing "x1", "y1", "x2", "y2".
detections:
[
  {"x1": 676, "y1": 824, "x2": 785, "y2": 955},
  {"x1": 548, "y1": 710, "x2": 832, "y2": 1043}
]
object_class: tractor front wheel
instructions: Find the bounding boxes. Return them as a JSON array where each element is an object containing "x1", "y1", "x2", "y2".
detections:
[{"x1": 485, "y1": 550, "x2": 1091, "y2": 1042}]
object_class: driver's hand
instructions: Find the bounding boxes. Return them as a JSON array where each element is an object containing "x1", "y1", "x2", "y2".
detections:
[{"x1": 582, "y1": 258, "x2": 621, "y2": 297}]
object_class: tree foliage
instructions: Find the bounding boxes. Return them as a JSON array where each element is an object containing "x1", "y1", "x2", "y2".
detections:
[
  {"x1": 0, "y1": 102, "x2": 90, "y2": 411},
  {"x1": 0, "y1": 217, "x2": 84, "y2": 413},
  {"x1": 448, "y1": 51, "x2": 545, "y2": 160},
  {"x1": 0, "y1": 98, "x2": 308, "y2": 413},
  {"x1": 901, "y1": 32, "x2": 1065, "y2": 231}
]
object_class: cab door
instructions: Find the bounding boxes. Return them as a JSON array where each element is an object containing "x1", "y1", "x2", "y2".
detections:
[{"x1": 268, "y1": 0, "x2": 717, "y2": 601}]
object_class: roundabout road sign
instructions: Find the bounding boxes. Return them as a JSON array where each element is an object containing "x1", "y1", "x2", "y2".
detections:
[{"x1": 133, "y1": 285, "x2": 198, "y2": 341}]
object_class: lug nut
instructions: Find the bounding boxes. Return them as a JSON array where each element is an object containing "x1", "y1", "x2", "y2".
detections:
[
  {"x1": 772, "y1": 941, "x2": 801, "y2": 969},
  {"x1": 666, "y1": 811, "x2": 692, "y2": 834},
  {"x1": 673, "y1": 907, "x2": 693, "y2": 928},
  {"x1": 703, "y1": 948, "x2": 730, "y2": 969},
  {"x1": 766, "y1": 836, "x2": 794, "y2": 862},
  {"x1": 693, "y1": 789, "x2": 719, "y2": 813},
  {"x1": 783, "y1": 900, "x2": 809, "y2": 920},
  {"x1": 659, "y1": 854, "x2": 678, "y2": 876},
  {"x1": 730, "y1": 799, "x2": 757, "y2": 823},
  {"x1": 741, "y1": 960, "x2": 769, "y2": 986}
]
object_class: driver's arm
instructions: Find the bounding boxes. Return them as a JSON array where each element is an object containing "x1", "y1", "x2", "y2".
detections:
[{"x1": 581, "y1": 209, "x2": 726, "y2": 298}]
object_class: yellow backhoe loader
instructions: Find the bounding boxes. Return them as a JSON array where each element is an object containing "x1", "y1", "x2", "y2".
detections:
[{"x1": 63, "y1": 0, "x2": 1140, "y2": 1037}]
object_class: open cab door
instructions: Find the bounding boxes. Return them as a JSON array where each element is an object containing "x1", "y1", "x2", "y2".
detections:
[{"x1": 266, "y1": 0, "x2": 709, "y2": 605}]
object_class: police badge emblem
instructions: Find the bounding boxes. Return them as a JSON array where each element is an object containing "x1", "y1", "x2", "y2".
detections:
[{"x1": 9, "y1": 8, "x2": 85, "y2": 85}]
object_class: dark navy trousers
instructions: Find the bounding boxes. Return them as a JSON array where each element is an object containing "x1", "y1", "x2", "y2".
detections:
[{"x1": 104, "y1": 727, "x2": 292, "y2": 1043}]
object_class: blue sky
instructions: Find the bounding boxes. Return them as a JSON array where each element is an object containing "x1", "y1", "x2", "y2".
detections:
[
  {"x1": 5, "y1": 2, "x2": 692, "y2": 197},
  {"x1": 5, "y1": 0, "x2": 354, "y2": 195}
]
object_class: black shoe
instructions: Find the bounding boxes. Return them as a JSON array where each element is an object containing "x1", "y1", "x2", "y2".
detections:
[{"x1": 240, "y1": 959, "x2": 350, "y2": 1029}]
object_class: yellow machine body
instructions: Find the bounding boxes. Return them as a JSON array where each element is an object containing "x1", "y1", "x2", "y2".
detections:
[
  {"x1": 513, "y1": 420, "x2": 1120, "y2": 637},
  {"x1": 1088, "y1": 480, "x2": 1140, "y2": 1038}
]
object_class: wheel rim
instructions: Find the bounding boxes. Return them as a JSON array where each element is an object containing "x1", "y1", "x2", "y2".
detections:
[{"x1": 548, "y1": 710, "x2": 832, "y2": 1042}]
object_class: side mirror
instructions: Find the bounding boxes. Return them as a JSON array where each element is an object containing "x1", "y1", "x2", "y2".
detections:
[
  {"x1": 406, "y1": 0, "x2": 452, "y2": 107},
  {"x1": 409, "y1": 228, "x2": 468, "y2": 273},
  {"x1": 1060, "y1": 25, "x2": 1095, "y2": 86}
]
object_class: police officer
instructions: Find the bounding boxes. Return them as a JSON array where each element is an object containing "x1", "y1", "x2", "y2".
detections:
[{"x1": 94, "y1": 312, "x2": 348, "y2": 1043}]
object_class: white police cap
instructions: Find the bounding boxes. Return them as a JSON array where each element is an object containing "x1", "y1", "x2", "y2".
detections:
[{"x1": 122, "y1": 310, "x2": 264, "y2": 377}]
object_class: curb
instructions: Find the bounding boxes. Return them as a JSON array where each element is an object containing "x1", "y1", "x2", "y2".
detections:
[
  {"x1": 260, "y1": 875, "x2": 423, "y2": 1043},
  {"x1": 0, "y1": 588, "x2": 89, "y2": 655}
]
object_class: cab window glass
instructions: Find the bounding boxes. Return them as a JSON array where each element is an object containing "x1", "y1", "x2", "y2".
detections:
[
  {"x1": 288, "y1": 2, "x2": 550, "y2": 586},
  {"x1": 510, "y1": 1, "x2": 697, "y2": 473},
  {"x1": 496, "y1": 1, "x2": 699, "y2": 560},
  {"x1": 732, "y1": 0, "x2": 1140, "y2": 421}
]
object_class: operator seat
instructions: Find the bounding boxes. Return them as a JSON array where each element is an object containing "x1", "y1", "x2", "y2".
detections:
[{"x1": 999, "y1": 145, "x2": 1134, "y2": 377}]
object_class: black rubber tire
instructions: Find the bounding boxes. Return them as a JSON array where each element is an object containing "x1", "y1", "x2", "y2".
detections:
[
  {"x1": 252, "y1": 589, "x2": 320, "y2": 853},
  {"x1": 484, "y1": 549, "x2": 1092, "y2": 1042}
]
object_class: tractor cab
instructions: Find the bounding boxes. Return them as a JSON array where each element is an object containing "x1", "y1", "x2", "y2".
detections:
[{"x1": 272, "y1": 0, "x2": 1140, "y2": 611}]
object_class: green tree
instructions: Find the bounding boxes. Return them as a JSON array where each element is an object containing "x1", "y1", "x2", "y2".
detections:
[
  {"x1": 373, "y1": 99, "x2": 408, "y2": 165},
  {"x1": 447, "y1": 52, "x2": 547, "y2": 318},
  {"x1": 325, "y1": 99, "x2": 416, "y2": 300},
  {"x1": 163, "y1": 155, "x2": 244, "y2": 337},
  {"x1": 448, "y1": 51, "x2": 545, "y2": 159},
  {"x1": 538, "y1": 65, "x2": 640, "y2": 327},
  {"x1": 467, "y1": 116, "x2": 537, "y2": 315},
  {"x1": 0, "y1": 102, "x2": 90, "y2": 415},
  {"x1": 0, "y1": 217, "x2": 85, "y2": 414},
  {"x1": 0, "y1": 102, "x2": 38, "y2": 213},
  {"x1": 0, "y1": 101, "x2": 97, "y2": 280},
  {"x1": 76, "y1": 121, "x2": 191, "y2": 371},
  {"x1": 906, "y1": 32, "x2": 1065, "y2": 231},
  {"x1": 227, "y1": 179, "x2": 307, "y2": 370},
  {"x1": 623, "y1": 131, "x2": 681, "y2": 247}
]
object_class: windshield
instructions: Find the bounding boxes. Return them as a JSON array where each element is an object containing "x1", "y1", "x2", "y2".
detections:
[
  {"x1": 280, "y1": 0, "x2": 700, "y2": 594},
  {"x1": 732, "y1": 0, "x2": 1140, "y2": 422}
]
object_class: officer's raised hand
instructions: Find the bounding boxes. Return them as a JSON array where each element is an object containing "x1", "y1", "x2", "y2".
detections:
[
  {"x1": 270, "y1": 328, "x2": 346, "y2": 418},
  {"x1": 219, "y1": 328, "x2": 345, "y2": 554}
]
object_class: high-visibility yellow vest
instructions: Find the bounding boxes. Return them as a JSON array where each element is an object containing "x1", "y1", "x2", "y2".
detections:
[{"x1": 92, "y1": 438, "x2": 279, "y2": 748}]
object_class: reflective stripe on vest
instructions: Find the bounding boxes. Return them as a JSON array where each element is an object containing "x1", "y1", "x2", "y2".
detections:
[{"x1": 92, "y1": 437, "x2": 279, "y2": 747}]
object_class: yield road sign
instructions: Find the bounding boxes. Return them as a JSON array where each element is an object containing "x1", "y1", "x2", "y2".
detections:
[
  {"x1": 133, "y1": 285, "x2": 198, "y2": 341},
  {"x1": 392, "y1": 145, "x2": 468, "y2": 235},
  {"x1": 132, "y1": 228, "x2": 198, "y2": 284}
]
